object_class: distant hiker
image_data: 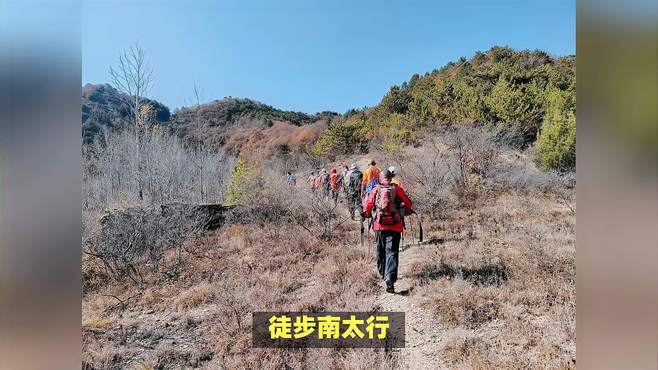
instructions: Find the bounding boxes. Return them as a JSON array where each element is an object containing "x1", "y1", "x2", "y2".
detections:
[
  {"x1": 341, "y1": 165, "x2": 350, "y2": 197},
  {"x1": 361, "y1": 159, "x2": 381, "y2": 199},
  {"x1": 319, "y1": 169, "x2": 331, "y2": 198},
  {"x1": 362, "y1": 169, "x2": 413, "y2": 293},
  {"x1": 346, "y1": 163, "x2": 363, "y2": 220},
  {"x1": 308, "y1": 172, "x2": 318, "y2": 194},
  {"x1": 286, "y1": 172, "x2": 297, "y2": 186},
  {"x1": 388, "y1": 166, "x2": 404, "y2": 189},
  {"x1": 329, "y1": 167, "x2": 342, "y2": 204}
]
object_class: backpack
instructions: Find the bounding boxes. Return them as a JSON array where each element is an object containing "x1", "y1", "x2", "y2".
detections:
[
  {"x1": 348, "y1": 169, "x2": 362, "y2": 193},
  {"x1": 374, "y1": 185, "x2": 401, "y2": 225},
  {"x1": 330, "y1": 173, "x2": 340, "y2": 190},
  {"x1": 322, "y1": 173, "x2": 331, "y2": 190},
  {"x1": 365, "y1": 175, "x2": 379, "y2": 194}
]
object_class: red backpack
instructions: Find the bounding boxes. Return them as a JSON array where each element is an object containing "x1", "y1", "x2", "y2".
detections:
[{"x1": 374, "y1": 185, "x2": 401, "y2": 225}]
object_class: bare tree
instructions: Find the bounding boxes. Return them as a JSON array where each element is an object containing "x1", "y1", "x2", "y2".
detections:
[
  {"x1": 109, "y1": 44, "x2": 154, "y2": 127},
  {"x1": 109, "y1": 44, "x2": 155, "y2": 199},
  {"x1": 191, "y1": 82, "x2": 207, "y2": 202}
]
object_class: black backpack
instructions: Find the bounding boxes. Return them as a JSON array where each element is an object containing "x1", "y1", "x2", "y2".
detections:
[{"x1": 348, "y1": 169, "x2": 362, "y2": 193}]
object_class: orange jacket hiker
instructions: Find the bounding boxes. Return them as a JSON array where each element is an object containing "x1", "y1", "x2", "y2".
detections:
[
  {"x1": 330, "y1": 168, "x2": 341, "y2": 190},
  {"x1": 361, "y1": 161, "x2": 381, "y2": 195}
]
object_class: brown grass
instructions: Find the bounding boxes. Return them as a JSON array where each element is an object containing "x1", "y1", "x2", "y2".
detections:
[
  {"x1": 409, "y1": 192, "x2": 575, "y2": 369},
  {"x1": 82, "y1": 182, "x2": 394, "y2": 369}
]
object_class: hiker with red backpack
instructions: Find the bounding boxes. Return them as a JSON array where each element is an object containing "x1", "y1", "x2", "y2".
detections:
[{"x1": 362, "y1": 169, "x2": 413, "y2": 293}]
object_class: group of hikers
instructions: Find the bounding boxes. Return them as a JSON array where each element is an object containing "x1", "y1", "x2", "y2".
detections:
[{"x1": 305, "y1": 160, "x2": 411, "y2": 293}]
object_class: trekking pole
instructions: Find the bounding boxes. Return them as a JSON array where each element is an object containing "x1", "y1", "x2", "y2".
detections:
[
  {"x1": 400, "y1": 204, "x2": 406, "y2": 249},
  {"x1": 409, "y1": 210, "x2": 423, "y2": 243},
  {"x1": 359, "y1": 215, "x2": 365, "y2": 248},
  {"x1": 417, "y1": 213, "x2": 424, "y2": 243}
]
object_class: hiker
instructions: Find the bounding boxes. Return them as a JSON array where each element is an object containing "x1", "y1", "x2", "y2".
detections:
[
  {"x1": 346, "y1": 163, "x2": 363, "y2": 220},
  {"x1": 388, "y1": 166, "x2": 404, "y2": 189},
  {"x1": 341, "y1": 165, "x2": 350, "y2": 198},
  {"x1": 308, "y1": 171, "x2": 318, "y2": 194},
  {"x1": 320, "y1": 169, "x2": 331, "y2": 198},
  {"x1": 362, "y1": 169, "x2": 413, "y2": 293},
  {"x1": 361, "y1": 159, "x2": 381, "y2": 200},
  {"x1": 329, "y1": 167, "x2": 342, "y2": 204},
  {"x1": 286, "y1": 171, "x2": 297, "y2": 186},
  {"x1": 361, "y1": 159, "x2": 381, "y2": 230}
]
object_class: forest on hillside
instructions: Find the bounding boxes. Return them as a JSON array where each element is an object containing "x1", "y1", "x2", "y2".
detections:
[{"x1": 313, "y1": 46, "x2": 575, "y2": 171}]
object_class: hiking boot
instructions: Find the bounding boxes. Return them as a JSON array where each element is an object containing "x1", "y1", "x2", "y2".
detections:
[{"x1": 385, "y1": 279, "x2": 394, "y2": 293}]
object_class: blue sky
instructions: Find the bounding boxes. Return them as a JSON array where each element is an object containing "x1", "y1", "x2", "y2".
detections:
[{"x1": 82, "y1": 0, "x2": 575, "y2": 114}]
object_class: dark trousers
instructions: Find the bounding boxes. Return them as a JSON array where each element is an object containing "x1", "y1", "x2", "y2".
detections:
[
  {"x1": 347, "y1": 192, "x2": 362, "y2": 218},
  {"x1": 376, "y1": 230, "x2": 401, "y2": 283}
]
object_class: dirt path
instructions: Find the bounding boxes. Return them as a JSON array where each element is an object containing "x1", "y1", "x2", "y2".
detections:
[
  {"x1": 375, "y1": 242, "x2": 449, "y2": 369},
  {"x1": 301, "y1": 159, "x2": 450, "y2": 368}
]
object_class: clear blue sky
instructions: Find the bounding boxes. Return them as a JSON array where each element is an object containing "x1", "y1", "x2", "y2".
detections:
[{"x1": 82, "y1": 0, "x2": 575, "y2": 114}]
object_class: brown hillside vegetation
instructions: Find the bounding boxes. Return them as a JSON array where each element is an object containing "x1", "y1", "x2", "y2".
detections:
[{"x1": 224, "y1": 120, "x2": 326, "y2": 164}]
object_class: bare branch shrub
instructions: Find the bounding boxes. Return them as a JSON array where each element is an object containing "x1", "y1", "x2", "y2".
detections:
[
  {"x1": 442, "y1": 125, "x2": 500, "y2": 202},
  {"x1": 83, "y1": 204, "x2": 227, "y2": 284},
  {"x1": 400, "y1": 125, "x2": 501, "y2": 216},
  {"x1": 83, "y1": 125, "x2": 234, "y2": 211},
  {"x1": 227, "y1": 166, "x2": 350, "y2": 241},
  {"x1": 82, "y1": 123, "x2": 233, "y2": 286}
]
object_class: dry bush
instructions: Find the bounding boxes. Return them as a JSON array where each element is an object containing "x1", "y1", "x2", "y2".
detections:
[
  {"x1": 400, "y1": 124, "x2": 575, "y2": 221},
  {"x1": 228, "y1": 166, "x2": 352, "y2": 242},
  {"x1": 83, "y1": 204, "x2": 214, "y2": 285},
  {"x1": 83, "y1": 125, "x2": 234, "y2": 212},
  {"x1": 398, "y1": 125, "x2": 501, "y2": 218}
]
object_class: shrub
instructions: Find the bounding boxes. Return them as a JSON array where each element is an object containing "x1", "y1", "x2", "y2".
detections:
[
  {"x1": 224, "y1": 156, "x2": 255, "y2": 205},
  {"x1": 311, "y1": 117, "x2": 371, "y2": 157},
  {"x1": 536, "y1": 88, "x2": 576, "y2": 171},
  {"x1": 84, "y1": 204, "x2": 217, "y2": 284},
  {"x1": 83, "y1": 125, "x2": 233, "y2": 210}
]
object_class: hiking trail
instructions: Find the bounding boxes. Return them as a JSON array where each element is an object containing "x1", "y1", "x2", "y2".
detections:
[
  {"x1": 298, "y1": 159, "x2": 451, "y2": 368},
  {"x1": 374, "y1": 241, "x2": 449, "y2": 369}
]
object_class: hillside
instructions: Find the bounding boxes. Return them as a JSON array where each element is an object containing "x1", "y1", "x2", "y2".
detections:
[
  {"x1": 314, "y1": 46, "x2": 576, "y2": 170},
  {"x1": 82, "y1": 83, "x2": 171, "y2": 143},
  {"x1": 82, "y1": 84, "x2": 335, "y2": 161},
  {"x1": 168, "y1": 99, "x2": 335, "y2": 161}
]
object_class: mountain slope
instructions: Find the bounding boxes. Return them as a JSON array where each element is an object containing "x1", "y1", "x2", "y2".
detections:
[
  {"x1": 82, "y1": 83, "x2": 171, "y2": 143},
  {"x1": 313, "y1": 46, "x2": 576, "y2": 170}
]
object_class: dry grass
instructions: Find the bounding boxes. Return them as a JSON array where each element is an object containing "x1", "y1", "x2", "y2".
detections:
[
  {"x1": 408, "y1": 192, "x2": 575, "y2": 369},
  {"x1": 174, "y1": 282, "x2": 213, "y2": 310},
  {"x1": 82, "y1": 181, "x2": 395, "y2": 369}
]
